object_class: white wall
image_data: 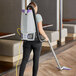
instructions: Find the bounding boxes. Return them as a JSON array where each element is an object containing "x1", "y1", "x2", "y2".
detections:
[
  {"x1": 22, "y1": 0, "x2": 31, "y2": 10},
  {"x1": 27, "y1": 0, "x2": 31, "y2": 5}
]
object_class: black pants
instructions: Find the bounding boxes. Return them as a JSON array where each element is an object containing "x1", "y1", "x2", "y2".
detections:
[{"x1": 19, "y1": 40, "x2": 42, "y2": 76}]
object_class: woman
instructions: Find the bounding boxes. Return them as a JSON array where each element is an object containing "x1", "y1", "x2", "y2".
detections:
[{"x1": 19, "y1": 2, "x2": 49, "y2": 76}]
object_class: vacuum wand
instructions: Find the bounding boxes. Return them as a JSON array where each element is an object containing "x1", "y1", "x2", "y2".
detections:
[
  {"x1": 48, "y1": 39, "x2": 62, "y2": 70},
  {"x1": 47, "y1": 39, "x2": 71, "y2": 70}
]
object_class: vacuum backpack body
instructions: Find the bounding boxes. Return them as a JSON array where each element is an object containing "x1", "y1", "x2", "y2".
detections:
[{"x1": 21, "y1": 10, "x2": 36, "y2": 41}]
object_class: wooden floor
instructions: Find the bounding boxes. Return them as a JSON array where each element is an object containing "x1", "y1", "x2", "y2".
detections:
[
  {"x1": 24, "y1": 44, "x2": 76, "y2": 76},
  {"x1": 0, "y1": 41, "x2": 76, "y2": 76}
]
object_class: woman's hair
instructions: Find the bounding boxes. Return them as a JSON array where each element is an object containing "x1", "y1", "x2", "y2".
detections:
[{"x1": 29, "y1": 2, "x2": 37, "y2": 8}]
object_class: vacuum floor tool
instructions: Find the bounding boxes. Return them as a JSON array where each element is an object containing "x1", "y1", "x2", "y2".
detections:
[{"x1": 48, "y1": 39, "x2": 71, "y2": 70}]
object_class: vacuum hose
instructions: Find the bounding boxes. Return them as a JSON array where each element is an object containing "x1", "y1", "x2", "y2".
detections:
[{"x1": 27, "y1": 5, "x2": 43, "y2": 42}]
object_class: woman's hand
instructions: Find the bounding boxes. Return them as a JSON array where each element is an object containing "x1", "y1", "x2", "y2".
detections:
[{"x1": 44, "y1": 37, "x2": 49, "y2": 42}]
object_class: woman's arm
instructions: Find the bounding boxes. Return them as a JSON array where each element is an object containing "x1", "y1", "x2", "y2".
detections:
[{"x1": 37, "y1": 21, "x2": 49, "y2": 41}]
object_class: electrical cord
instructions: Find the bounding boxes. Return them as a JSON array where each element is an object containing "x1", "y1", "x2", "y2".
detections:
[{"x1": 16, "y1": 28, "x2": 22, "y2": 76}]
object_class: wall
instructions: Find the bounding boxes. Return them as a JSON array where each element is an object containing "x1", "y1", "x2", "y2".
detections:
[
  {"x1": 63, "y1": 0, "x2": 76, "y2": 24},
  {"x1": 0, "y1": 0, "x2": 22, "y2": 40},
  {"x1": 0, "y1": 0, "x2": 31, "y2": 40},
  {"x1": 32, "y1": 0, "x2": 60, "y2": 31},
  {"x1": 0, "y1": 0, "x2": 61, "y2": 40}
]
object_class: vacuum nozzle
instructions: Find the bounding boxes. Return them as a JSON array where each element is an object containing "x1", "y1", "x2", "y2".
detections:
[{"x1": 57, "y1": 66, "x2": 71, "y2": 70}]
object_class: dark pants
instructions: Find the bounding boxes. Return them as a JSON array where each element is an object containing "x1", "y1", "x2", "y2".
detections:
[{"x1": 19, "y1": 40, "x2": 42, "y2": 76}]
